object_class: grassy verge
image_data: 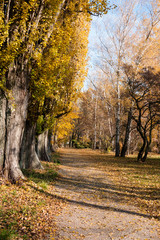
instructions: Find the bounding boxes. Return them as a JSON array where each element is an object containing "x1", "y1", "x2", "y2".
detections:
[
  {"x1": 94, "y1": 152, "x2": 160, "y2": 219},
  {"x1": 0, "y1": 153, "x2": 63, "y2": 240}
]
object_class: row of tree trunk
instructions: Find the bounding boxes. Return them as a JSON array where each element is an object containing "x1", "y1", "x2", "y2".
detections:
[
  {"x1": 0, "y1": 79, "x2": 54, "y2": 182},
  {"x1": 0, "y1": 0, "x2": 70, "y2": 183}
]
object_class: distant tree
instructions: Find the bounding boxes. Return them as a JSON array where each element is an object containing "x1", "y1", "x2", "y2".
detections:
[
  {"x1": 93, "y1": 0, "x2": 139, "y2": 156},
  {"x1": 124, "y1": 65, "x2": 160, "y2": 161},
  {"x1": 91, "y1": 0, "x2": 160, "y2": 158}
]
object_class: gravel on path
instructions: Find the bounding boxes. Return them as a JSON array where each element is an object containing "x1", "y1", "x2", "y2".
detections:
[{"x1": 53, "y1": 149, "x2": 159, "y2": 240}]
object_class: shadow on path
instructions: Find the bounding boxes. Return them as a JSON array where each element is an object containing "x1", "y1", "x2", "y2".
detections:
[{"x1": 29, "y1": 184, "x2": 160, "y2": 221}]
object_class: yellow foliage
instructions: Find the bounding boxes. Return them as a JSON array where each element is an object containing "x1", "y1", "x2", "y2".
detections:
[
  {"x1": 0, "y1": 0, "x2": 111, "y2": 133},
  {"x1": 55, "y1": 106, "x2": 79, "y2": 142},
  {"x1": 29, "y1": 0, "x2": 91, "y2": 128}
]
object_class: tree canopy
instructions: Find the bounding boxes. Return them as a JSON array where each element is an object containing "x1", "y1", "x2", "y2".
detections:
[{"x1": 0, "y1": 0, "x2": 112, "y2": 182}]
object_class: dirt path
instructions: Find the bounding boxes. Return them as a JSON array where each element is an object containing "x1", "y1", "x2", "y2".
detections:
[{"x1": 54, "y1": 149, "x2": 159, "y2": 240}]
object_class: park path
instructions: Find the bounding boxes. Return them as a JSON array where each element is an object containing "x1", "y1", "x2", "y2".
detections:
[{"x1": 53, "y1": 149, "x2": 159, "y2": 240}]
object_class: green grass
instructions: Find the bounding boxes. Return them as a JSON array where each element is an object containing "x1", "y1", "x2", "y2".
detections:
[
  {"x1": 0, "y1": 229, "x2": 19, "y2": 240},
  {"x1": 23, "y1": 163, "x2": 58, "y2": 184},
  {"x1": 51, "y1": 152, "x2": 60, "y2": 164},
  {"x1": 38, "y1": 181, "x2": 48, "y2": 190},
  {"x1": 22, "y1": 152, "x2": 60, "y2": 184}
]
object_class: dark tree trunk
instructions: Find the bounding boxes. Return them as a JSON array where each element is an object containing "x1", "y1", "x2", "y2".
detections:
[
  {"x1": 121, "y1": 108, "x2": 132, "y2": 157},
  {"x1": 137, "y1": 143, "x2": 145, "y2": 162},
  {"x1": 141, "y1": 143, "x2": 149, "y2": 162},
  {"x1": 137, "y1": 136, "x2": 146, "y2": 162},
  {"x1": 141, "y1": 128, "x2": 152, "y2": 162},
  {"x1": 37, "y1": 130, "x2": 50, "y2": 162},
  {"x1": 138, "y1": 138, "x2": 151, "y2": 162},
  {"x1": 136, "y1": 112, "x2": 152, "y2": 162},
  {"x1": 20, "y1": 121, "x2": 42, "y2": 169},
  {"x1": 157, "y1": 126, "x2": 160, "y2": 154}
]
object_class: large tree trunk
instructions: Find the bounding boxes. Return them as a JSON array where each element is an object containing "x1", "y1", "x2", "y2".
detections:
[
  {"x1": 48, "y1": 130, "x2": 57, "y2": 153},
  {"x1": 3, "y1": 61, "x2": 29, "y2": 182},
  {"x1": 37, "y1": 130, "x2": 50, "y2": 162},
  {"x1": 20, "y1": 121, "x2": 42, "y2": 169},
  {"x1": 0, "y1": 90, "x2": 6, "y2": 174},
  {"x1": 121, "y1": 108, "x2": 132, "y2": 157},
  {"x1": 47, "y1": 131, "x2": 53, "y2": 158}
]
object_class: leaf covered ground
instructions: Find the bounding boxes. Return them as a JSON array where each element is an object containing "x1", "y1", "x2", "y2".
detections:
[
  {"x1": 0, "y1": 154, "x2": 64, "y2": 240},
  {"x1": 96, "y1": 152, "x2": 160, "y2": 219},
  {"x1": 0, "y1": 149, "x2": 160, "y2": 239}
]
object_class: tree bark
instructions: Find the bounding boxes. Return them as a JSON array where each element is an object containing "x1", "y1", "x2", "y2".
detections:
[
  {"x1": 141, "y1": 125, "x2": 152, "y2": 162},
  {"x1": 141, "y1": 142, "x2": 149, "y2": 162},
  {"x1": 157, "y1": 126, "x2": 160, "y2": 154},
  {"x1": 0, "y1": 0, "x2": 73, "y2": 183},
  {"x1": 37, "y1": 130, "x2": 50, "y2": 162},
  {"x1": 137, "y1": 136, "x2": 146, "y2": 162},
  {"x1": 3, "y1": 61, "x2": 29, "y2": 182},
  {"x1": 115, "y1": 112, "x2": 120, "y2": 156},
  {"x1": 121, "y1": 108, "x2": 132, "y2": 157},
  {"x1": 115, "y1": 71, "x2": 120, "y2": 157},
  {"x1": 48, "y1": 130, "x2": 57, "y2": 153},
  {"x1": 93, "y1": 96, "x2": 97, "y2": 150},
  {"x1": 137, "y1": 144, "x2": 145, "y2": 162},
  {"x1": 0, "y1": 90, "x2": 6, "y2": 174},
  {"x1": 20, "y1": 121, "x2": 42, "y2": 169}
]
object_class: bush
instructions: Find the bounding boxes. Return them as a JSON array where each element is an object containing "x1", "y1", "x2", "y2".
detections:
[{"x1": 72, "y1": 139, "x2": 90, "y2": 149}]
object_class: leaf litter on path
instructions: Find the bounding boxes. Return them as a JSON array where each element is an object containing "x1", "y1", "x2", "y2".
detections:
[{"x1": 54, "y1": 148, "x2": 160, "y2": 240}]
